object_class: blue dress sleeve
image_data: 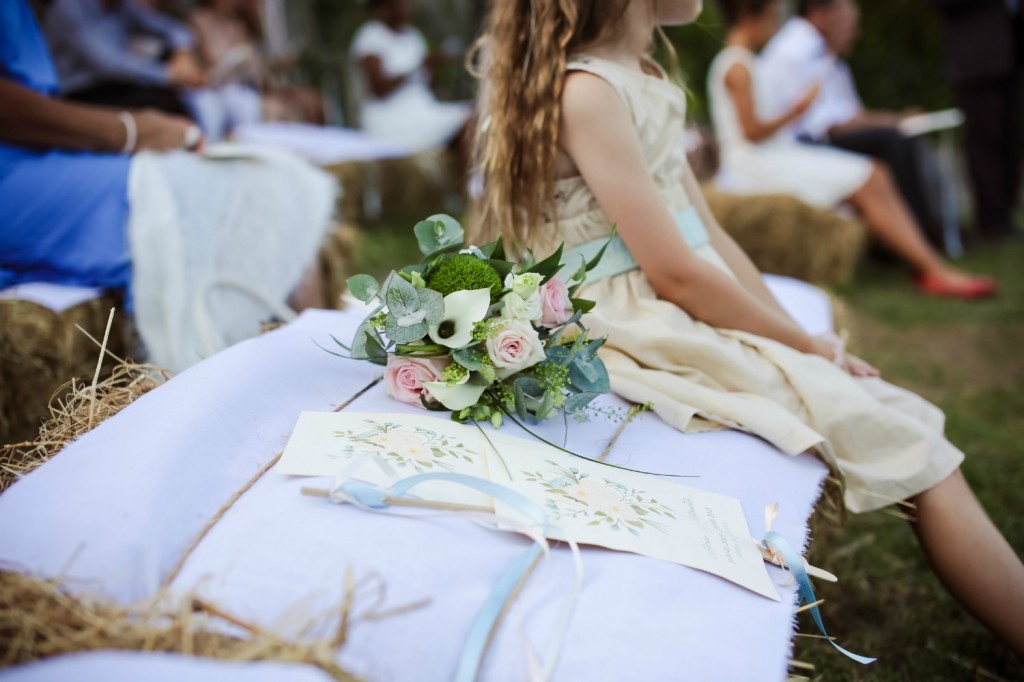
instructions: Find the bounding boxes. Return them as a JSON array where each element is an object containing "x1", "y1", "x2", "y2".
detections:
[{"x1": 0, "y1": 0, "x2": 60, "y2": 94}]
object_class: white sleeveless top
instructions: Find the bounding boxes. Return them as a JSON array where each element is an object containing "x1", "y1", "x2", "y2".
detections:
[{"x1": 706, "y1": 46, "x2": 872, "y2": 208}]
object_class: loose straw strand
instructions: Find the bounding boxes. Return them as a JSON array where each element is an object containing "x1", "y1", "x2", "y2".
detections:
[
  {"x1": 87, "y1": 308, "x2": 116, "y2": 429},
  {"x1": 161, "y1": 377, "x2": 383, "y2": 589}
]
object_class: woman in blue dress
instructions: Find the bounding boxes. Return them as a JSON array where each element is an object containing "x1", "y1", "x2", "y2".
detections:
[{"x1": 0, "y1": 0, "x2": 197, "y2": 304}]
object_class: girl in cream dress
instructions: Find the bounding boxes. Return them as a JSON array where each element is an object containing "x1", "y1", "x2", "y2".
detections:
[{"x1": 471, "y1": 0, "x2": 1023, "y2": 654}]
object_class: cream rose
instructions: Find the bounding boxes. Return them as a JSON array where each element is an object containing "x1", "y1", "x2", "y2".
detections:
[
  {"x1": 383, "y1": 356, "x2": 446, "y2": 407},
  {"x1": 539, "y1": 276, "x2": 573, "y2": 328},
  {"x1": 504, "y1": 271, "x2": 543, "y2": 298},
  {"x1": 501, "y1": 291, "x2": 543, "y2": 322},
  {"x1": 485, "y1": 319, "x2": 547, "y2": 379}
]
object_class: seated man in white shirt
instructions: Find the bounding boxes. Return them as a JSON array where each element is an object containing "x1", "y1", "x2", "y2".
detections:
[{"x1": 758, "y1": 0, "x2": 945, "y2": 245}]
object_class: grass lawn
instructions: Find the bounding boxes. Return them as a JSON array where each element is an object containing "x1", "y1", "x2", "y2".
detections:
[
  {"x1": 796, "y1": 241, "x2": 1024, "y2": 681},
  {"x1": 352, "y1": 218, "x2": 1023, "y2": 680}
]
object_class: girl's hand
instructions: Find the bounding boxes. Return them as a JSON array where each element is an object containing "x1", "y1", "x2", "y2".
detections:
[
  {"x1": 134, "y1": 110, "x2": 203, "y2": 152},
  {"x1": 808, "y1": 334, "x2": 880, "y2": 378},
  {"x1": 843, "y1": 353, "x2": 880, "y2": 378},
  {"x1": 792, "y1": 83, "x2": 821, "y2": 116}
]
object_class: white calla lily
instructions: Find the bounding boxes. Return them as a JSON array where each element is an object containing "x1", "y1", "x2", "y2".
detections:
[
  {"x1": 422, "y1": 375, "x2": 490, "y2": 410},
  {"x1": 428, "y1": 288, "x2": 491, "y2": 348}
]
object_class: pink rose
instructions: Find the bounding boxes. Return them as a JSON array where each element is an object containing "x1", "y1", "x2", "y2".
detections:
[
  {"x1": 486, "y1": 319, "x2": 547, "y2": 379},
  {"x1": 539, "y1": 276, "x2": 573, "y2": 328},
  {"x1": 384, "y1": 356, "x2": 446, "y2": 407}
]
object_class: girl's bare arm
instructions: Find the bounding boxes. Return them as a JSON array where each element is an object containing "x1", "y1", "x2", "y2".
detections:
[
  {"x1": 559, "y1": 71, "x2": 822, "y2": 356},
  {"x1": 679, "y1": 160, "x2": 797, "y2": 324},
  {"x1": 723, "y1": 62, "x2": 815, "y2": 143}
]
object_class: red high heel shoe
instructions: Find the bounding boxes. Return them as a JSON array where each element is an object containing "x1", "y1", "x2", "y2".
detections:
[{"x1": 915, "y1": 272, "x2": 998, "y2": 299}]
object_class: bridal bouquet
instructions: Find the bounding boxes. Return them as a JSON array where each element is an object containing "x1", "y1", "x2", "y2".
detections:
[{"x1": 335, "y1": 214, "x2": 611, "y2": 428}]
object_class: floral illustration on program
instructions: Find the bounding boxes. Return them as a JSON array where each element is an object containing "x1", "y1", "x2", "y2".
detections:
[
  {"x1": 332, "y1": 419, "x2": 477, "y2": 473},
  {"x1": 522, "y1": 460, "x2": 676, "y2": 535}
]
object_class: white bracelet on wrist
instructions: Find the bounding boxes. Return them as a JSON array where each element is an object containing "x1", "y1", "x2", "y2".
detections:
[{"x1": 118, "y1": 111, "x2": 137, "y2": 154}]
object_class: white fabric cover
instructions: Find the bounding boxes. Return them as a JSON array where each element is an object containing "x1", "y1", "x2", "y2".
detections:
[
  {"x1": 0, "y1": 282, "x2": 103, "y2": 313},
  {"x1": 127, "y1": 146, "x2": 336, "y2": 372},
  {"x1": 0, "y1": 652, "x2": 334, "y2": 682},
  {"x1": 0, "y1": 276, "x2": 832, "y2": 681},
  {"x1": 232, "y1": 123, "x2": 411, "y2": 166}
]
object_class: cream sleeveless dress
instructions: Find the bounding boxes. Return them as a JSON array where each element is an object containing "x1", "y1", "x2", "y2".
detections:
[{"x1": 547, "y1": 55, "x2": 962, "y2": 514}]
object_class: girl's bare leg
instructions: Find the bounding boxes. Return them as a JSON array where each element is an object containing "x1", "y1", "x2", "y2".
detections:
[
  {"x1": 911, "y1": 469, "x2": 1024, "y2": 654},
  {"x1": 848, "y1": 164, "x2": 985, "y2": 286}
]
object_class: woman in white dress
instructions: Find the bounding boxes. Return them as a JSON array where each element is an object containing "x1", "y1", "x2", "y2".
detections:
[
  {"x1": 350, "y1": 0, "x2": 470, "y2": 155},
  {"x1": 708, "y1": 0, "x2": 996, "y2": 298}
]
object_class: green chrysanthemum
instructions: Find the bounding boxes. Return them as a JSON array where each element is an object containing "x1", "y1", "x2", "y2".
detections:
[{"x1": 426, "y1": 256, "x2": 503, "y2": 301}]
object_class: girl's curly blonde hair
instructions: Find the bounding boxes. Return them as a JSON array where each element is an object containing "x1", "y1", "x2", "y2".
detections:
[{"x1": 469, "y1": 0, "x2": 633, "y2": 247}]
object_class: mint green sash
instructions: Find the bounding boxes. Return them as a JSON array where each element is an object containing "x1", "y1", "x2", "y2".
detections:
[{"x1": 560, "y1": 206, "x2": 710, "y2": 284}]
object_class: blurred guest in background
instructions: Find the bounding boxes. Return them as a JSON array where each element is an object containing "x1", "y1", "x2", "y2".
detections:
[
  {"x1": 188, "y1": 0, "x2": 264, "y2": 141},
  {"x1": 709, "y1": 0, "x2": 996, "y2": 298},
  {"x1": 42, "y1": 0, "x2": 203, "y2": 118},
  {"x1": 759, "y1": 0, "x2": 947, "y2": 246},
  {"x1": 1, "y1": 0, "x2": 196, "y2": 300},
  {"x1": 188, "y1": 0, "x2": 325, "y2": 139},
  {"x1": 930, "y1": 0, "x2": 1023, "y2": 241},
  {"x1": 350, "y1": 0, "x2": 470, "y2": 157}
]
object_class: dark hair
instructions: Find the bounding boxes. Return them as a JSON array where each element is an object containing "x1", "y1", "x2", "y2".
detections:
[
  {"x1": 797, "y1": 0, "x2": 836, "y2": 16},
  {"x1": 715, "y1": 0, "x2": 777, "y2": 26}
]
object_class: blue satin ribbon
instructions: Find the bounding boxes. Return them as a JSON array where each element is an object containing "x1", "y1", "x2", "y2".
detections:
[
  {"x1": 559, "y1": 206, "x2": 711, "y2": 284},
  {"x1": 332, "y1": 472, "x2": 550, "y2": 682},
  {"x1": 762, "y1": 530, "x2": 876, "y2": 665}
]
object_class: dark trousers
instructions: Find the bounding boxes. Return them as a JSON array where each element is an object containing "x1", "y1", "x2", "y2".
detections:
[
  {"x1": 830, "y1": 126, "x2": 943, "y2": 245},
  {"x1": 954, "y1": 75, "x2": 1023, "y2": 237},
  {"x1": 66, "y1": 82, "x2": 193, "y2": 120}
]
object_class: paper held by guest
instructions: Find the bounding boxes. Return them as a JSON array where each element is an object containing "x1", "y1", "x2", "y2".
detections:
[
  {"x1": 281, "y1": 411, "x2": 779, "y2": 600},
  {"x1": 898, "y1": 108, "x2": 964, "y2": 137}
]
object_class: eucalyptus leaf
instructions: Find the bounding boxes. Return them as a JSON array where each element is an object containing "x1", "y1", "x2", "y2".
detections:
[
  {"x1": 564, "y1": 391, "x2": 601, "y2": 413},
  {"x1": 395, "y1": 309, "x2": 427, "y2": 327},
  {"x1": 513, "y1": 380, "x2": 529, "y2": 421},
  {"x1": 514, "y1": 376, "x2": 545, "y2": 399},
  {"x1": 385, "y1": 315, "x2": 429, "y2": 343},
  {"x1": 349, "y1": 319, "x2": 373, "y2": 359},
  {"x1": 544, "y1": 345, "x2": 572, "y2": 366},
  {"x1": 535, "y1": 390, "x2": 556, "y2": 421},
  {"x1": 453, "y1": 347, "x2": 484, "y2": 371},
  {"x1": 385, "y1": 272, "x2": 420, "y2": 317},
  {"x1": 413, "y1": 214, "x2": 464, "y2": 255},
  {"x1": 569, "y1": 357, "x2": 610, "y2": 393},
  {"x1": 418, "y1": 288, "x2": 444, "y2": 325},
  {"x1": 346, "y1": 274, "x2": 380, "y2": 303}
]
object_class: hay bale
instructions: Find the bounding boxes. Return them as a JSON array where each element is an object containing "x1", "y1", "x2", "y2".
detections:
[
  {"x1": 0, "y1": 571, "x2": 358, "y2": 680},
  {"x1": 0, "y1": 360, "x2": 168, "y2": 492},
  {"x1": 0, "y1": 296, "x2": 130, "y2": 446},
  {"x1": 326, "y1": 150, "x2": 462, "y2": 225},
  {"x1": 318, "y1": 223, "x2": 361, "y2": 311},
  {"x1": 702, "y1": 184, "x2": 868, "y2": 287}
]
